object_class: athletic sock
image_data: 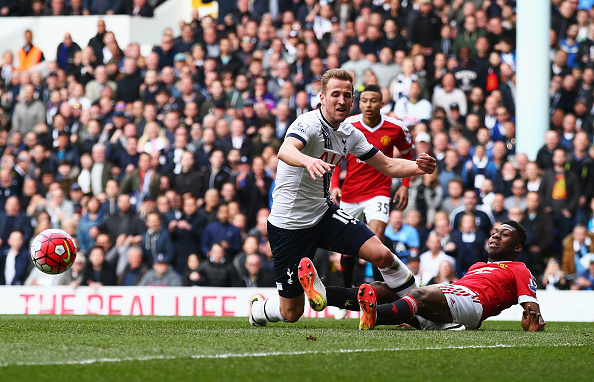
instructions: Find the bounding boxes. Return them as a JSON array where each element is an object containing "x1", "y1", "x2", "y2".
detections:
[
  {"x1": 252, "y1": 295, "x2": 284, "y2": 323},
  {"x1": 379, "y1": 254, "x2": 417, "y2": 297},
  {"x1": 327, "y1": 286, "x2": 360, "y2": 311},
  {"x1": 340, "y1": 254, "x2": 356, "y2": 287},
  {"x1": 376, "y1": 296, "x2": 419, "y2": 326}
]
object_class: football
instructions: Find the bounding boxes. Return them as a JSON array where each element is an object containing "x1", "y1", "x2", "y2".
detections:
[{"x1": 30, "y1": 229, "x2": 77, "y2": 275}]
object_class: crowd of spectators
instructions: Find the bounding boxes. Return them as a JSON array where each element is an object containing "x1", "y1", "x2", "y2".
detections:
[
  {"x1": 1, "y1": 0, "x2": 594, "y2": 292},
  {"x1": 0, "y1": 0, "x2": 160, "y2": 17}
]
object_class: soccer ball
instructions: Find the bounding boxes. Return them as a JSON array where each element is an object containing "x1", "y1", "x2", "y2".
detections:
[{"x1": 30, "y1": 229, "x2": 77, "y2": 275}]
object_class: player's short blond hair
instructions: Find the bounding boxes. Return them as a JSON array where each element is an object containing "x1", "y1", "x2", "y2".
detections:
[{"x1": 321, "y1": 68, "x2": 354, "y2": 95}]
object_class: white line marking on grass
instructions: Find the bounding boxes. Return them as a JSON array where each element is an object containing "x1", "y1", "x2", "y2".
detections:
[{"x1": 0, "y1": 343, "x2": 586, "y2": 367}]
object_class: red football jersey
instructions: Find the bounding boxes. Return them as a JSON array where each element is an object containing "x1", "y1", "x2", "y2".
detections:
[
  {"x1": 331, "y1": 114, "x2": 414, "y2": 203},
  {"x1": 454, "y1": 261, "x2": 538, "y2": 321}
]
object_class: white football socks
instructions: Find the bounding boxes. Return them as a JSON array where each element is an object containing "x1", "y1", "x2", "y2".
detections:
[
  {"x1": 379, "y1": 254, "x2": 417, "y2": 297},
  {"x1": 252, "y1": 294, "x2": 284, "y2": 323}
]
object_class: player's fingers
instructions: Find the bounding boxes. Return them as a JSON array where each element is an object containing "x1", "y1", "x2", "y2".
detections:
[{"x1": 400, "y1": 196, "x2": 408, "y2": 209}]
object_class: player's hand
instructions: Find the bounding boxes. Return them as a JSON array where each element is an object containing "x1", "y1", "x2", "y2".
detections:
[
  {"x1": 521, "y1": 306, "x2": 546, "y2": 332},
  {"x1": 416, "y1": 153, "x2": 436, "y2": 174},
  {"x1": 306, "y1": 158, "x2": 335, "y2": 180},
  {"x1": 393, "y1": 186, "x2": 409, "y2": 210},
  {"x1": 331, "y1": 187, "x2": 341, "y2": 205}
]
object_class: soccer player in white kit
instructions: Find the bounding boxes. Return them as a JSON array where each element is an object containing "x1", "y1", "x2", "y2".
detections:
[{"x1": 249, "y1": 69, "x2": 436, "y2": 326}]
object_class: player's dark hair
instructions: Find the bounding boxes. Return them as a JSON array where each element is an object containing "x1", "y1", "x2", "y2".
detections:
[
  {"x1": 361, "y1": 84, "x2": 382, "y2": 98},
  {"x1": 501, "y1": 220, "x2": 527, "y2": 246}
]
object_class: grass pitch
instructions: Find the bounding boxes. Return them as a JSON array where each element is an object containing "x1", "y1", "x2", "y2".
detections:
[{"x1": 0, "y1": 316, "x2": 592, "y2": 382}]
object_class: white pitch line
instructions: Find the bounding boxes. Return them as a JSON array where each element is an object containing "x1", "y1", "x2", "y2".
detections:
[{"x1": 0, "y1": 343, "x2": 586, "y2": 367}]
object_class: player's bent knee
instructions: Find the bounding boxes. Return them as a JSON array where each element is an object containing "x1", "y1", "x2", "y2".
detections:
[{"x1": 374, "y1": 246, "x2": 396, "y2": 269}]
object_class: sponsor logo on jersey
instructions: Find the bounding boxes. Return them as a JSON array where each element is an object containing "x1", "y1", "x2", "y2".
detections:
[
  {"x1": 466, "y1": 267, "x2": 497, "y2": 275},
  {"x1": 293, "y1": 122, "x2": 307, "y2": 134}
]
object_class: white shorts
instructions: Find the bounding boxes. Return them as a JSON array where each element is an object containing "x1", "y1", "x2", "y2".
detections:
[
  {"x1": 340, "y1": 195, "x2": 390, "y2": 224},
  {"x1": 438, "y1": 284, "x2": 484, "y2": 330}
]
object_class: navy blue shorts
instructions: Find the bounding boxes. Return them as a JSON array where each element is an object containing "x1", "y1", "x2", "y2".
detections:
[{"x1": 268, "y1": 204, "x2": 375, "y2": 298}]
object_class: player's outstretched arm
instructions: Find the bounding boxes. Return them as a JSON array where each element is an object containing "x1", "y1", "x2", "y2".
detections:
[
  {"x1": 364, "y1": 151, "x2": 436, "y2": 179},
  {"x1": 278, "y1": 137, "x2": 336, "y2": 180},
  {"x1": 521, "y1": 302, "x2": 546, "y2": 332}
]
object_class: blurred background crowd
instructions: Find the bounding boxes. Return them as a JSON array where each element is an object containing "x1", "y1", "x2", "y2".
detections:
[{"x1": 1, "y1": 0, "x2": 594, "y2": 291}]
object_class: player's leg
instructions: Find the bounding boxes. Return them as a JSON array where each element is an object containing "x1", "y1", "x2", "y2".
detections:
[
  {"x1": 359, "y1": 285, "x2": 452, "y2": 330},
  {"x1": 249, "y1": 223, "x2": 317, "y2": 326},
  {"x1": 361, "y1": 196, "x2": 390, "y2": 283},
  {"x1": 324, "y1": 281, "x2": 398, "y2": 311},
  {"x1": 360, "y1": 196, "x2": 412, "y2": 291},
  {"x1": 320, "y1": 204, "x2": 415, "y2": 298},
  {"x1": 367, "y1": 219, "x2": 387, "y2": 240},
  {"x1": 357, "y1": 235, "x2": 416, "y2": 297}
]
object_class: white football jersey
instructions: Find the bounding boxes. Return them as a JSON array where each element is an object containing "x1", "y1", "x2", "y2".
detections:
[{"x1": 269, "y1": 109, "x2": 377, "y2": 229}]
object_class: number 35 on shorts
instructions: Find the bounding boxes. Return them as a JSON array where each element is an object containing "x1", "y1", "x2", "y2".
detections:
[
  {"x1": 332, "y1": 209, "x2": 359, "y2": 225},
  {"x1": 376, "y1": 202, "x2": 388, "y2": 214}
]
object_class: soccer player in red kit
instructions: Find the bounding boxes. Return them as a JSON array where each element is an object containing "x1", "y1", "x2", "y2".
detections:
[
  {"x1": 330, "y1": 85, "x2": 415, "y2": 287},
  {"x1": 301, "y1": 220, "x2": 546, "y2": 331}
]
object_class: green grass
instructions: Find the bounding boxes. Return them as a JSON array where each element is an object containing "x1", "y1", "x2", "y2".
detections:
[{"x1": 0, "y1": 316, "x2": 593, "y2": 382}]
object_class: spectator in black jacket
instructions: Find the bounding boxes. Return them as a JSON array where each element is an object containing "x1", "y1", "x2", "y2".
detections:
[
  {"x1": 239, "y1": 253, "x2": 275, "y2": 287},
  {"x1": 173, "y1": 151, "x2": 203, "y2": 199},
  {"x1": 198, "y1": 242, "x2": 240, "y2": 287},
  {"x1": 116, "y1": 57, "x2": 143, "y2": 103},
  {"x1": 237, "y1": 156, "x2": 273, "y2": 228},
  {"x1": 97, "y1": 193, "x2": 146, "y2": 246},
  {"x1": 199, "y1": 149, "x2": 233, "y2": 196},
  {"x1": 117, "y1": 246, "x2": 150, "y2": 286},
  {"x1": 169, "y1": 195, "x2": 206, "y2": 272},
  {"x1": 0, "y1": 196, "x2": 32, "y2": 250},
  {"x1": 82, "y1": 246, "x2": 117, "y2": 287},
  {"x1": 449, "y1": 213, "x2": 487, "y2": 277},
  {"x1": 128, "y1": 0, "x2": 153, "y2": 17},
  {"x1": 411, "y1": 0, "x2": 442, "y2": 55},
  {"x1": 55, "y1": 33, "x2": 81, "y2": 72}
]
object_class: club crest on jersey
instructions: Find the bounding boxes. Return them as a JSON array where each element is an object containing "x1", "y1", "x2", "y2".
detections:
[
  {"x1": 286, "y1": 268, "x2": 294, "y2": 284},
  {"x1": 380, "y1": 135, "x2": 392, "y2": 146}
]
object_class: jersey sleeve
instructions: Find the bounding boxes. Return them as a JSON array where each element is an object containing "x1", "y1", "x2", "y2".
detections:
[
  {"x1": 285, "y1": 117, "x2": 316, "y2": 147},
  {"x1": 515, "y1": 264, "x2": 538, "y2": 304},
  {"x1": 350, "y1": 128, "x2": 377, "y2": 159}
]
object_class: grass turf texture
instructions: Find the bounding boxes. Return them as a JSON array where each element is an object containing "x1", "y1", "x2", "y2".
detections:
[{"x1": 0, "y1": 316, "x2": 592, "y2": 382}]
